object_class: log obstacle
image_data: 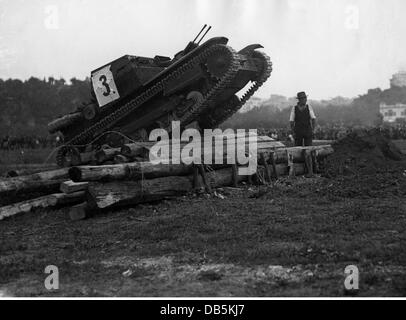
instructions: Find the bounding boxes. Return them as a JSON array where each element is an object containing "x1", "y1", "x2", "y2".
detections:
[
  {"x1": 60, "y1": 181, "x2": 89, "y2": 194},
  {"x1": 95, "y1": 148, "x2": 121, "y2": 164},
  {"x1": 0, "y1": 168, "x2": 70, "y2": 196},
  {"x1": 0, "y1": 191, "x2": 85, "y2": 221},
  {"x1": 0, "y1": 142, "x2": 334, "y2": 221},
  {"x1": 68, "y1": 145, "x2": 333, "y2": 182},
  {"x1": 85, "y1": 166, "x2": 250, "y2": 211},
  {"x1": 69, "y1": 162, "x2": 194, "y2": 182}
]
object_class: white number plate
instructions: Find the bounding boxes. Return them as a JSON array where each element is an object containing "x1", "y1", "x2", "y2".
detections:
[{"x1": 91, "y1": 65, "x2": 120, "y2": 107}]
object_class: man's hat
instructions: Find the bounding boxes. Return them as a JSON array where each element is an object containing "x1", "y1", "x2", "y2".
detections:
[{"x1": 296, "y1": 91, "x2": 308, "y2": 99}]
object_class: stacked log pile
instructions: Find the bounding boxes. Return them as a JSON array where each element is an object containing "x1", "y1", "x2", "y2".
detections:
[
  {"x1": 60, "y1": 132, "x2": 286, "y2": 167},
  {"x1": 0, "y1": 136, "x2": 333, "y2": 221}
]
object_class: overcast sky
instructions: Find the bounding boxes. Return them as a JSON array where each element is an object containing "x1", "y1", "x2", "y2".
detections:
[{"x1": 1, "y1": 0, "x2": 406, "y2": 99}]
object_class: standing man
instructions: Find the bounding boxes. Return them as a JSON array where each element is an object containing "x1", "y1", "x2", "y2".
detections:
[{"x1": 289, "y1": 91, "x2": 316, "y2": 146}]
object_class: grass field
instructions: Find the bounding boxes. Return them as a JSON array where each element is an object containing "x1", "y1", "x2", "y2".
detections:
[
  {"x1": 0, "y1": 141, "x2": 405, "y2": 297},
  {"x1": 0, "y1": 148, "x2": 57, "y2": 176},
  {"x1": 0, "y1": 175, "x2": 405, "y2": 297},
  {"x1": 392, "y1": 140, "x2": 406, "y2": 154},
  {"x1": 0, "y1": 148, "x2": 55, "y2": 166}
]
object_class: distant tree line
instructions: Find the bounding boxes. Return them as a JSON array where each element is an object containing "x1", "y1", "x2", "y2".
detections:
[
  {"x1": 1, "y1": 76, "x2": 406, "y2": 137},
  {"x1": 0, "y1": 77, "x2": 92, "y2": 136}
]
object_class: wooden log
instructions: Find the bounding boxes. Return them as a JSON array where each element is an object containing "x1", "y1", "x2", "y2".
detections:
[
  {"x1": 254, "y1": 170, "x2": 265, "y2": 185},
  {"x1": 120, "y1": 143, "x2": 148, "y2": 158},
  {"x1": 69, "y1": 152, "x2": 83, "y2": 167},
  {"x1": 192, "y1": 165, "x2": 199, "y2": 190},
  {"x1": 302, "y1": 149, "x2": 307, "y2": 173},
  {"x1": 60, "y1": 180, "x2": 89, "y2": 194},
  {"x1": 68, "y1": 145, "x2": 331, "y2": 184},
  {"x1": 296, "y1": 162, "x2": 306, "y2": 175},
  {"x1": 271, "y1": 163, "x2": 305, "y2": 177},
  {"x1": 145, "y1": 134, "x2": 285, "y2": 161},
  {"x1": 0, "y1": 163, "x2": 59, "y2": 172},
  {"x1": 55, "y1": 191, "x2": 86, "y2": 206},
  {"x1": 119, "y1": 133, "x2": 267, "y2": 158},
  {"x1": 145, "y1": 133, "x2": 279, "y2": 147},
  {"x1": 313, "y1": 140, "x2": 335, "y2": 145},
  {"x1": 87, "y1": 167, "x2": 249, "y2": 210},
  {"x1": 159, "y1": 143, "x2": 332, "y2": 166},
  {"x1": 231, "y1": 164, "x2": 238, "y2": 187},
  {"x1": 47, "y1": 112, "x2": 82, "y2": 134},
  {"x1": 95, "y1": 148, "x2": 121, "y2": 164},
  {"x1": 84, "y1": 163, "x2": 307, "y2": 213},
  {"x1": 311, "y1": 150, "x2": 319, "y2": 173},
  {"x1": 198, "y1": 165, "x2": 212, "y2": 194},
  {"x1": 3, "y1": 165, "x2": 59, "y2": 177},
  {"x1": 1, "y1": 168, "x2": 68, "y2": 183},
  {"x1": 0, "y1": 168, "x2": 70, "y2": 195},
  {"x1": 287, "y1": 150, "x2": 295, "y2": 177},
  {"x1": 4, "y1": 170, "x2": 19, "y2": 178},
  {"x1": 79, "y1": 152, "x2": 95, "y2": 165},
  {"x1": 91, "y1": 142, "x2": 329, "y2": 174},
  {"x1": 260, "y1": 145, "x2": 333, "y2": 164},
  {"x1": 303, "y1": 149, "x2": 314, "y2": 177},
  {"x1": 156, "y1": 140, "x2": 285, "y2": 163},
  {"x1": 69, "y1": 161, "x2": 193, "y2": 182},
  {"x1": 269, "y1": 152, "x2": 278, "y2": 180},
  {"x1": 87, "y1": 178, "x2": 191, "y2": 210},
  {"x1": 260, "y1": 152, "x2": 271, "y2": 183},
  {"x1": 0, "y1": 191, "x2": 85, "y2": 221},
  {"x1": 114, "y1": 155, "x2": 130, "y2": 164},
  {"x1": 69, "y1": 202, "x2": 92, "y2": 221}
]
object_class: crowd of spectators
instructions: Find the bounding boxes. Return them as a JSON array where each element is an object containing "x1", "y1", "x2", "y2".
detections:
[
  {"x1": 0, "y1": 135, "x2": 62, "y2": 150},
  {"x1": 376, "y1": 124, "x2": 406, "y2": 140},
  {"x1": 2, "y1": 124, "x2": 406, "y2": 150},
  {"x1": 259, "y1": 123, "x2": 406, "y2": 141}
]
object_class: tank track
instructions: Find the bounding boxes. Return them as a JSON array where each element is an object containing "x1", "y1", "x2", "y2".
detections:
[
  {"x1": 206, "y1": 51, "x2": 273, "y2": 128},
  {"x1": 176, "y1": 46, "x2": 240, "y2": 127}
]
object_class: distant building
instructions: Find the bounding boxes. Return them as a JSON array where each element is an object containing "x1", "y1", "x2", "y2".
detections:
[
  {"x1": 380, "y1": 103, "x2": 406, "y2": 123},
  {"x1": 390, "y1": 71, "x2": 406, "y2": 88},
  {"x1": 239, "y1": 97, "x2": 262, "y2": 113}
]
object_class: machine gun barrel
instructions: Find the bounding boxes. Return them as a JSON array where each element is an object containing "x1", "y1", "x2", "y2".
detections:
[
  {"x1": 192, "y1": 24, "x2": 207, "y2": 43},
  {"x1": 197, "y1": 26, "x2": 211, "y2": 45}
]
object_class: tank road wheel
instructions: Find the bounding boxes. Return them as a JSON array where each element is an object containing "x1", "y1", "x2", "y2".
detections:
[
  {"x1": 186, "y1": 91, "x2": 204, "y2": 106},
  {"x1": 199, "y1": 95, "x2": 240, "y2": 128},
  {"x1": 104, "y1": 131, "x2": 126, "y2": 148},
  {"x1": 82, "y1": 103, "x2": 98, "y2": 120},
  {"x1": 205, "y1": 50, "x2": 233, "y2": 80},
  {"x1": 56, "y1": 146, "x2": 81, "y2": 167}
]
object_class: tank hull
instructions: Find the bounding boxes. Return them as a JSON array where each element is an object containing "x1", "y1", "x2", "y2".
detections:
[{"x1": 48, "y1": 37, "x2": 273, "y2": 166}]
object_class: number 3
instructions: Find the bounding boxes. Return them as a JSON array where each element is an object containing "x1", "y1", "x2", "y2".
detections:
[
  {"x1": 91, "y1": 65, "x2": 120, "y2": 107},
  {"x1": 99, "y1": 75, "x2": 111, "y2": 96}
]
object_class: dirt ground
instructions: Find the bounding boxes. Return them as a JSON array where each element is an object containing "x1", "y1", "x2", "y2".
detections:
[{"x1": 1, "y1": 136, "x2": 406, "y2": 297}]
